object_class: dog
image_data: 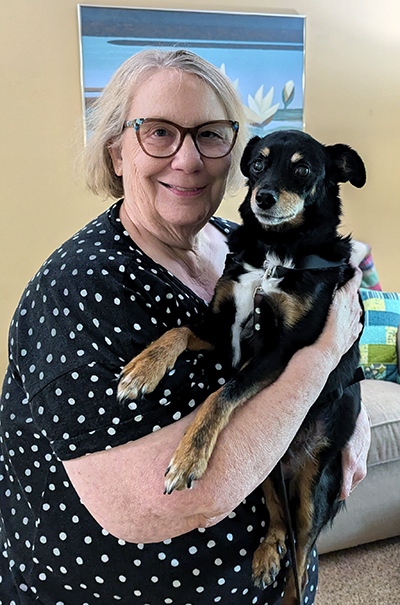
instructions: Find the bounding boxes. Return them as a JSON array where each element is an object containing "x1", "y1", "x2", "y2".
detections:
[{"x1": 117, "y1": 130, "x2": 366, "y2": 604}]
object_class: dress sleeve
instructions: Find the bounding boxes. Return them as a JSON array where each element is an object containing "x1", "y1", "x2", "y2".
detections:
[{"x1": 12, "y1": 252, "x2": 227, "y2": 460}]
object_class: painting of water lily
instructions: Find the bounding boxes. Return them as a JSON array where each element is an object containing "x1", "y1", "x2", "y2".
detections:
[{"x1": 79, "y1": 7, "x2": 305, "y2": 137}]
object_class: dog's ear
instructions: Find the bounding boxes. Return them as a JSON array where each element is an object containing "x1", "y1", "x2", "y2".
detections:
[
  {"x1": 240, "y1": 136, "x2": 261, "y2": 177},
  {"x1": 326, "y1": 144, "x2": 366, "y2": 188}
]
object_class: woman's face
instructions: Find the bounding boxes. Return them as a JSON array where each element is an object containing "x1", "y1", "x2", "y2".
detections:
[{"x1": 109, "y1": 69, "x2": 232, "y2": 238}]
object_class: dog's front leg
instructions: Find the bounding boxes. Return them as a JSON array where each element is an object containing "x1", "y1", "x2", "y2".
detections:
[
  {"x1": 164, "y1": 386, "x2": 228, "y2": 493},
  {"x1": 164, "y1": 357, "x2": 284, "y2": 493},
  {"x1": 118, "y1": 327, "x2": 213, "y2": 401}
]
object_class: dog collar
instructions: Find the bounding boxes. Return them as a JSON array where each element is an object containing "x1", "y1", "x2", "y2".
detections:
[{"x1": 264, "y1": 254, "x2": 346, "y2": 279}]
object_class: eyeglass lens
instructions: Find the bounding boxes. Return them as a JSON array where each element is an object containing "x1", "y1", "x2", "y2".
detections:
[{"x1": 137, "y1": 121, "x2": 236, "y2": 158}]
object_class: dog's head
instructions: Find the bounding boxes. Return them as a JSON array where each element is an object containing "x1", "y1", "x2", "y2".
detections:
[{"x1": 240, "y1": 130, "x2": 366, "y2": 231}]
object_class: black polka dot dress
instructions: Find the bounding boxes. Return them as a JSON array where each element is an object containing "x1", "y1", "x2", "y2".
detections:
[{"x1": 0, "y1": 201, "x2": 318, "y2": 604}]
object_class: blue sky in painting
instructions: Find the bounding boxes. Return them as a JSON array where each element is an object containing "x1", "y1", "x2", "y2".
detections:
[
  {"x1": 79, "y1": 9, "x2": 305, "y2": 132},
  {"x1": 81, "y1": 38, "x2": 304, "y2": 111}
]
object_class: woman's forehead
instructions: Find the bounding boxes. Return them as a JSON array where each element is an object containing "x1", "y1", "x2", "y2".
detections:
[{"x1": 129, "y1": 69, "x2": 227, "y2": 124}]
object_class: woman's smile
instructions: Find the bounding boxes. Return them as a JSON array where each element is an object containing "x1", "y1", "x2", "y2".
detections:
[{"x1": 159, "y1": 180, "x2": 208, "y2": 196}]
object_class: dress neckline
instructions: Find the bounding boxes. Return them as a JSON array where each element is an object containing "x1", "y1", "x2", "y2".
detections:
[{"x1": 107, "y1": 200, "x2": 234, "y2": 306}]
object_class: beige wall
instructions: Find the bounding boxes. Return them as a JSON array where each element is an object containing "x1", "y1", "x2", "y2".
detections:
[{"x1": 1, "y1": 0, "x2": 400, "y2": 377}]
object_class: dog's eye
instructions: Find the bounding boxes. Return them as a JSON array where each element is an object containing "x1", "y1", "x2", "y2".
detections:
[
  {"x1": 252, "y1": 159, "x2": 265, "y2": 173},
  {"x1": 294, "y1": 165, "x2": 310, "y2": 177}
]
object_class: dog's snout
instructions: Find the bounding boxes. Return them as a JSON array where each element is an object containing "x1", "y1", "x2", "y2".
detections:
[{"x1": 255, "y1": 189, "x2": 278, "y2": 210}]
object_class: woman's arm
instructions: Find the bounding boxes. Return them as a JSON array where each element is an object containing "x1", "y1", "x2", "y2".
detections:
[{"x1": 63, "y1": 271, "x2": 363, "y2": 544}]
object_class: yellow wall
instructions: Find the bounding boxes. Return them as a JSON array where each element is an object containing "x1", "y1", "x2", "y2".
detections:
[{"x1": 1, "y1": 0, "x2": 400, "y2": 377}]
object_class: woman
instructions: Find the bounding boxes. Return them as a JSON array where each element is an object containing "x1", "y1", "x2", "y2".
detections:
[{"x1": 0, "y1": 49, "x2": 369, "y2": 605}]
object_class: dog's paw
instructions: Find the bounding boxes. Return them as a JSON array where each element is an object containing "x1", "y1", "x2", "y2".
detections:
[
  {"x1": 252, "y1": 530, "x2": 287, "y2": 588},
  {"x1": 164, "y1": 433, "x2": 210, "y2": 494},
  {"x1": 117, "y1": 354, "x2": 166, "y2": 401},
  {"x1": 164, "y1": 456, "x2": 208, "y2": 494},
  {"x1": 117, "y1": 368, "x2": 150, "y2": 401},
  {"x1": 117, "y1": 340, "x2": 178, "y2": 401}
]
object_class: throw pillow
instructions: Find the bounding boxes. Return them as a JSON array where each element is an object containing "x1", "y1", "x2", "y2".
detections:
[
  {"x1": 359, "y1": 289, "x2": 400, "y2": 383},
  {"x1": 359, "y1": 250, "x2": 382, "y2": 290}
]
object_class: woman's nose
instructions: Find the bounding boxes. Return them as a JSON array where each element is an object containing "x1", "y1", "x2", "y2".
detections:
[{"x1": 170, "y1": 134, "x2": 203, "y2": 171}]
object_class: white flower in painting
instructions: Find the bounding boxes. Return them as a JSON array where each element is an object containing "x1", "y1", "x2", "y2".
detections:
[
  {"x1": 219, "y1": 64, "x2": 239, "y2": 90},
  {"x1": 245, "y1": 85, "x2": 280, "y2": 128},
  {"x1": 282, "y1": 80, "x2": 295, "y2": 108}
]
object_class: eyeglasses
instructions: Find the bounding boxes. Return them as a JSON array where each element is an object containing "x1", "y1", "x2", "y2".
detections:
[{"x1": 124, "y1": 118, "x2": 239, "y2": 159}]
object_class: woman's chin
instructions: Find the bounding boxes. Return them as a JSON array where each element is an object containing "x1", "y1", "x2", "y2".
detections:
[{"x1": 156, "y1": 200, "x2": 214, "y2": 229}]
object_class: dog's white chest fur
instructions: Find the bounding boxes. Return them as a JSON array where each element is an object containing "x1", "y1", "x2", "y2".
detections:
[{"x1": 231, "y1": 252, "x2": 294, "y2": 367}]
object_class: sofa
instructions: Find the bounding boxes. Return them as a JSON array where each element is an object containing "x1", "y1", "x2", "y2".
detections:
[{"x1": 318, "y1": 243, "x2": 400, "y2": 554}]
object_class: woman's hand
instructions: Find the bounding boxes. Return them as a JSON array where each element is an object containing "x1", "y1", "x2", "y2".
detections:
[
  {"x1": 340, "y1": 402, "x2": 371, "y2": 500},
  {"x1": 315, "y1": 267, "x2": 363, "y2": 370},
  {"x1": 314, "y1": 267, "x2": 370, "y2": 499}
]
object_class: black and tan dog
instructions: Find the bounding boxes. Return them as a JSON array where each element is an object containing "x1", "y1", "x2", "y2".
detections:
[{"x1": 118, "y1": 130, "x2": 366, "y2": 604}]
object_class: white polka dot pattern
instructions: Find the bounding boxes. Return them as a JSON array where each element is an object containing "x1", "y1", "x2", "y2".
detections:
[{"x1": 0, "y1": 202, "x2": 318, "y2": 603}]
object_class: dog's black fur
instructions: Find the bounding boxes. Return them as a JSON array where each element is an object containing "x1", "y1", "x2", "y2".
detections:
[{"x1": 118, "y1": 130, "x2": 366, "y2": 604}]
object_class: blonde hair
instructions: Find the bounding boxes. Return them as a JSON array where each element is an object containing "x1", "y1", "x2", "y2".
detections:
[{"x1": 81, "y1": 49, "x2": 247, "y2": 199}]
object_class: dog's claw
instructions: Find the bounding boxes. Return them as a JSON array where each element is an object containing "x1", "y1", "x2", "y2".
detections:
[
  {"x1": 187, "y1": 474, "x2": 196, "y2": 489},
  {"x1": 164, "y1": 470, "x2": 184, "y2": 495},
  {"x1": 164, "y1": 452, "x2": 209, "y2": 494}
]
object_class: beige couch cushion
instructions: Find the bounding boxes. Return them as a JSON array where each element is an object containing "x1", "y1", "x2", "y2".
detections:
[
  {"x1": 361, "y1": 379, "x2": 400, "y2": 466},
  {"x1": 318, "y1": 378, "x2": 400, "y2": 553}
]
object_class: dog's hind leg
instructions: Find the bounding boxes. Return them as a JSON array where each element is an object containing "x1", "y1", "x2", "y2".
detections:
[
  {"x1": 280, "y1": 442, "x2": 334, "y2": 605},
  {"x1": 280, "y1": 468, "x2": 316, "y2": 604},
  {"x1": 252, "y1": 477, "x2": 287, "y2": 588},
  {"x1": 118, "y1": 327, "x2": 213, "y2": 401}
]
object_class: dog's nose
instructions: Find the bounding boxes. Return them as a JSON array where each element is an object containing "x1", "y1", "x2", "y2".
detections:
[{"x1": 255, "y1": 189, "x2": 278, "y2": 210}]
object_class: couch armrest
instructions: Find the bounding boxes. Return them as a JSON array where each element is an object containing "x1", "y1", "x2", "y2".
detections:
[
  {"x1": 398, "y1": 320, "x2": 400, "y2": 373},
  {"x1": 361, "y1": 379, "x2": 400, "y2": 467}
]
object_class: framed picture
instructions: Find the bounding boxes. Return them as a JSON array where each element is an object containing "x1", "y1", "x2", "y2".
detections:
[{"x1": 78, "y1": 6, "x2": 305, "y2": 137}]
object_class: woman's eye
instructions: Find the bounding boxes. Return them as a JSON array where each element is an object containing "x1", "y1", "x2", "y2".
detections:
[
  {"x1": 199, "y1": 130, "x2": 220, "y2": 140},
  {"x1": 252, "y1": 159, "x2": 265, "y2": 173},
  {"x1": 294, "y1": 165, "x2": 310, "y2": 177},
  {"x1": 153, "y1": 128, "x2": 169, "y2": 138}
]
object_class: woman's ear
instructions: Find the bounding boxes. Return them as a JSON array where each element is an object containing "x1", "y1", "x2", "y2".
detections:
[{"x1": 108, "y1": 143, "x2": 123, "y2": 176}]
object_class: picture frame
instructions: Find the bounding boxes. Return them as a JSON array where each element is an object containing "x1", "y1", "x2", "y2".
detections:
[{"x1": 78, "y1": 6, "x2": 305, "y2": 137}]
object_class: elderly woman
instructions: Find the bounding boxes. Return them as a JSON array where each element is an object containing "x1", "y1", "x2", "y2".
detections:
[{"x1": 0, "y1": 49, "x2": 369, "y2": 604}]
